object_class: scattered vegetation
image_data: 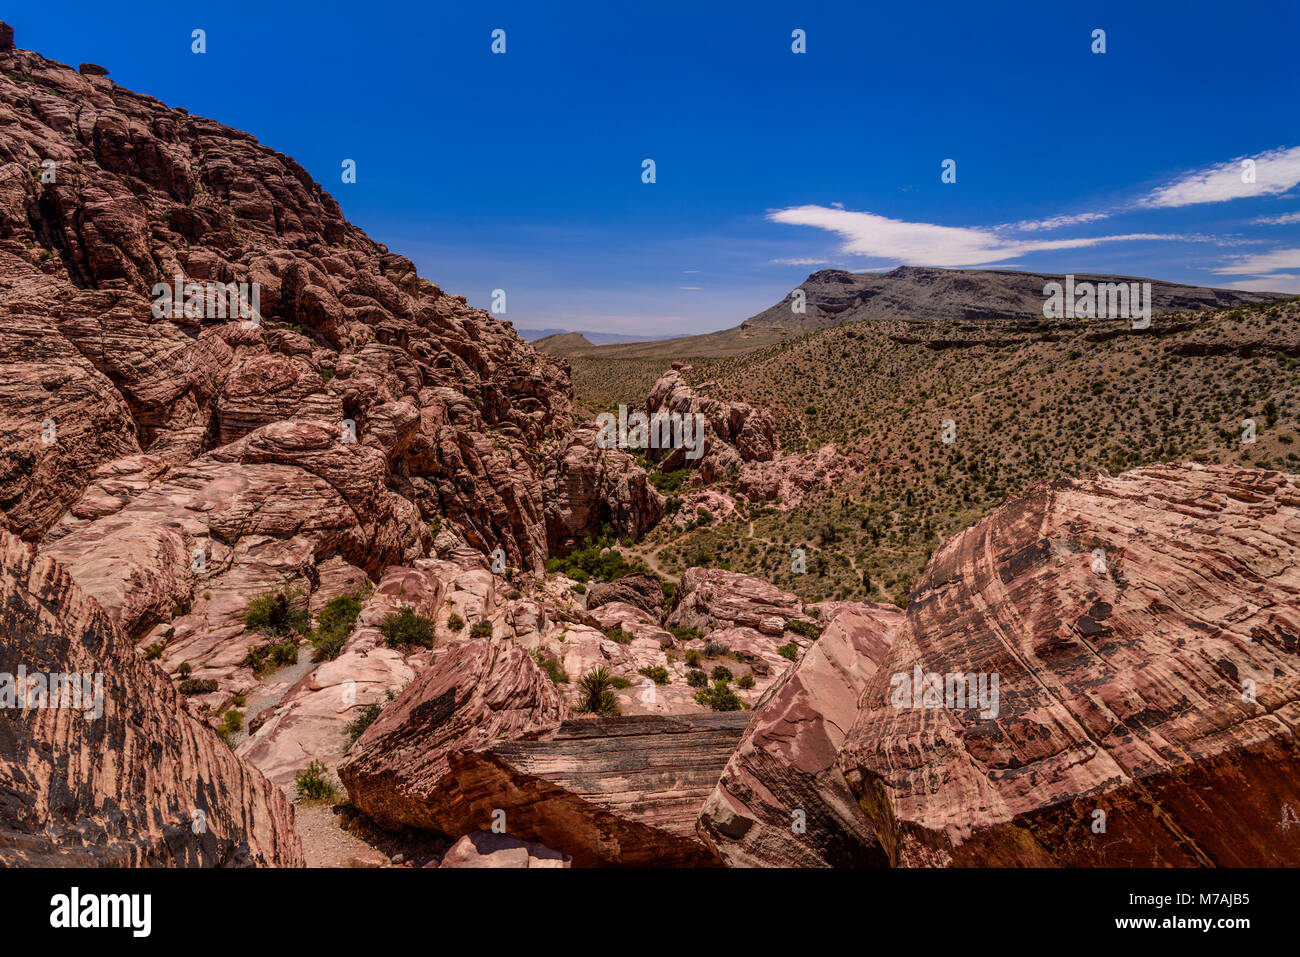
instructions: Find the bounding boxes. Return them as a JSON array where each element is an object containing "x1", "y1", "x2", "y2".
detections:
[
  {"x1": 379, "y1": 607, "x2": 436, "y2": 649},
  {"x1": 575, "y1": 667, "x2": 621, "y2": 716},
  {"x1": 295, "y1": 760, "x2": 337, "y2": 803}
]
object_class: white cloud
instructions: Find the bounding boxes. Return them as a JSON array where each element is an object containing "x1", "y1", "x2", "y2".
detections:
[
  {"x1": 679, "y1": 285, "x2": 702, "y2": 290},
  {"x1": 1141, "y1": 146, "x2": 1300, "y2": 209},
  {"x1": 770, "y1": 257, "x2": 832, "y2": 266},
  {"x1": 1222, "y1": 274, "x2": 1300, "y2": 293},
  {"x1": 766, "y1": 205, "x2": 1176, "y2": 268},
  {"x1": 1254, "y1": 211, "x2": 1300, "y2": 225},
  {"x1": 1014, "y1": 211, "x2": 1111, "y2": 231},
  {"x1": 1211, "y1": 248, "x2": 1300, "y2": 274}
]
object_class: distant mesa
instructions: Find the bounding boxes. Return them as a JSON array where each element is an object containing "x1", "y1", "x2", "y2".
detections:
[{"x1": 548, "y1": 265, "x2": 1291, "y2": 359}]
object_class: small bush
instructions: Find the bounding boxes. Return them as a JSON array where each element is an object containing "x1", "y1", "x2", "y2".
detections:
[
  {"x1": 469, "y1": 620, "x2": 494, "y2": 639},
  {"x1": 786, "y1": 619, "x2": 821, "y2": 639},
  {"x1": 777, "y1": 643, "x2": 799, "y2": 661},
  {"x1": 379, "y1": 607, "x2": 436, "y2": 648},
  {"x1": 672, "y1": 627, "x2": 705, "y2": 644},
  {"x1": 695, "y1": 680, "x2": 745, "y2": 712},
  {"x1": 144, "y1": 643, "x2": 163, "y2": 661},
  {"x1": 686, "y1": 669, "x2": 708, "y2": 687},
  {"x1": 245, "y1": 586, "x2": 309, "y2": 638},
  {"x1": 737, "y1": 674, "x2": 755, "y2": 689},
  {"x1": 638, "y1": 665, "x2": 670, "y2": 685},
  {"x1": 177, "y1": 662, "x2": 193, "y2": 678},
  {"x1": 295, "y1": 760, "x2": 337, "y2": 802},
  {"x1": 601, "y1": 626, "x2": 633, "y2": 645},
  {"x1": 576, "y1": 667, "x2": 621, "y2": 717},
  {"x1": 684, "y1": 649, "x2": 703, "y2": 667},
  {"x1": 178, "y1": 678, "x2": 218, "y2": 695},
  {"x1": 346, "y1": 702, "x2": 383, "y2": 743},
  {"x1": 447, "y1": 612, "x2": 465, "y2": 631},
  {"x1": 532, "y1": 649, "x2": 569, "y2": 685},
  {"x1": 711, "y1": 665, "x2": 733, "y2": 682}
]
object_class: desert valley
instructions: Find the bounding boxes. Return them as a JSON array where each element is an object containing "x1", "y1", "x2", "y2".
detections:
[{"x1": 3, "y1": 19, "x2": 1300, "y2": 876}]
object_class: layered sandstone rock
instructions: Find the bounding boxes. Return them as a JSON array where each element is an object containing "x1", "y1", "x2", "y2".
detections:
[
  {"x1": 839, "y1": 464, "x2": 1300, "y2": 867},
  {"x1": 586, "y1": 572, "x2": 665, "y2": 616},
  {"x1": 0, "y1": 530, "x2": 303, "y2": 866},
  {"x1": 645, "y1": 369, "x2": 777, "y2": 478},
  {"x1": 446, "y1": 713, "x2": 750, "y2": 866},
  {"x1": 698, "y1": 602, "x2": 902, "y2": 867},
  {"x1": 438, "y1": 830, "x2": 571, "y2": 868},
  {"x1": 668, "y1": 566, "x2": 814, "y2": 636},
  {"x1": 338, "y1": 638, "x2": 569, "y2": 832},
  {"x1": 543, "y1": 427, "x2": 664, "y2": 553}
]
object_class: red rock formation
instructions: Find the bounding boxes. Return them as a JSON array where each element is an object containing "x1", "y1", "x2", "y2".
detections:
[
  {"x1": 446, "y1": 713, "x2": 750, "y2": 866},
  {"x1": 439, "y1": 830, "x2": 571, "y2": 868},
  {"x1": 543, "y1": 427, "x2": 664, "y2": 553},
  {"x1": 668, "y1": 566, "x2": 814, "y2": 636},
  {"x1": 0, "y1": 530, "x2": 302, "y2": 866},
  {"x1": 839, "y1": 464, "x2": 1300, "y2": 867},
  {"x1": 645, "y1": 369, "x2": 777, "y2": 478},
  {"x1": 338, "y1": 638, "x2": 569, "y2": 833},
  {"x1": 585, "y1": 572, "x2": 665, "y2": 616},
  {"x1": 698, "y1": 602, "x2": 901, "y2": 867}
]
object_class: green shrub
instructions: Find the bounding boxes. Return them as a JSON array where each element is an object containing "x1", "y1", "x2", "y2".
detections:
[
  {"x1": 609, "y1": 675, "x2": 632, "y2": 689},
  {"x1": 143, "y1": 643, "x2": 163, "y2": 660},
  {"x1": 447, "y1": 612, "x2": 465, "y2": 631},
  {"x1": 695, "y1": 680, "x2": 745, "y2": 712},
  {"x1": 710, "y1": 665, "x2": 733, "y2": 682},
  {"x1": 684, "y1": 649, "x2": 703, "y2": 667},
  {"x1": 346, "y1": 702, "x2": 383, "y2": 743},
  {"x1": 245, "y1": 586, "x2": 309, "y2": 638},
  {"x1": 737, "y1": 674, "x2": 756, "y2": 689},
  {"x1": 686, "y1": 669, "x2": 708, "y2": 688},
  {"x1": 576, "y1": 667, "x2": 620, "y2": 717},
  {"x1": 469, "y1": 620, "x2": 494, "y2": 638},
  {"x1": 786, "y1": 619, "x2": 821, "y2": 639},
  {"x1": 638, "y1": 665, "x2": 670, "y2": 685},
  {"x1": 295, "y1": 760, "x2": 337, "y2": 802},
  {"x1": 178, "y1": 678, "x2": 218, "y2": 695},
  {"x1": 177, "y1": 662, "x2": 193, "y2": 678},
  {"x1": 601, "y1": 626, "x2": 632, "y2": 645},
  {"x1": 672, "y1": 627, "x2": 705, "y2": 644},
  {"x1": 532, "y1": 649, "x2": 569, "y2": 684},
  {"x1": 777, "y1": 642, "x2": 799, "y2": 661},
  {"x1": 379, "y1": 607, "x2": 436, "y2": 648}
]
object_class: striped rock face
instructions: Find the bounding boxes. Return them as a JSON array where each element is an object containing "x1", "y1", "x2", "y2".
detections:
[
  {"x1": 0, "y1": 530, "x2": 303, "y2": 866},
  {"x1": 840, "y1": 464, "x2": 1300, "y2": 867}
]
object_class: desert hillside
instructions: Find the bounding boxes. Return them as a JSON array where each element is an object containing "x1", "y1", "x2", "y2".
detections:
[{"x1": 3, "y1": 20, "x2": 1300, "y2": 871}]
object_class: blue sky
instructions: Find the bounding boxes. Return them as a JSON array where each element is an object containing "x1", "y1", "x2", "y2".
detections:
[{"x1": 13, "y1": 0, "x2": 1300, "y2": 335}]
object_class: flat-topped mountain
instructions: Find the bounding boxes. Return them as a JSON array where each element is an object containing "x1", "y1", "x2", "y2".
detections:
[{"x1": 540, "y1": 265, "x2": 1289, "y2": 358}]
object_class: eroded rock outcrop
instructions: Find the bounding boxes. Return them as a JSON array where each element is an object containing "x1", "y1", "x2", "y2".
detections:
[
  {"x1": 338, "y1": 637, "x2": 569, "y2": 833},
  {"x1": 645, "y1": 369, "x2": 777, "y2": 480},
  {"x1": 586, "y1": 572, "x2": 665, "y2": 616},
  {"x1": 698, "y1": 602, "x2": 902, "y2": 867},
  {"x1": 543, "y1": 427, "x2": 664, "y2": 553},
  {"x1": 839, "y1": 464, "x2": 1300, "y2": 867},
  {"x1": 0, "y1": 530, "x2": 303, "y2": 866}
]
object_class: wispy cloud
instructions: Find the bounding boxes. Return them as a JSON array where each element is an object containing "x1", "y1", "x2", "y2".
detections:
[
  {"x1": 1013, "y1": 212, "x2": 1111, "y2": 232},
  {"x1": 1254, "y1": 211, "x2": 1300, "y2": 225},
  {"x1": 1211, "y1": 248, "x2": 1300, "y2": 275},
  {"x1": 766, "y1": 206, "x2": 1177, "y2": 268},
  {"x1": 770, "y1": 257, "x2": 834, "y2": 266},
  {"x1": 1222, "y1": 275, "x2": 1300, "y2": 293},
  {"x1": 1141, "y1": 146, "x2": 1300, "y2": 209}
]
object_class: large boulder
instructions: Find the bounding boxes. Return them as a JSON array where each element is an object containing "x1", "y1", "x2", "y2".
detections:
[
  {"x1": 840, "y1": 464, "x2": 1300, "y2": 867},
  {"x1": 543, "y1": 427, "x2": 664, "y2": 553},
  {"x1": 698, "y1": 602, "x2": 902, "y2": 867},
  {"x1": 586, "y1": 572, "x2": 665, "y2": 616},
  {"x1": 337, "y1": 638, "x2": 569, "y2": 834},
  {"x1": 0, "y1": 531, "x2": 303, "y2": 866}
]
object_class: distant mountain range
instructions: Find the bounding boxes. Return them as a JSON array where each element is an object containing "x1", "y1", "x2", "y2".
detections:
[
  {"x1": 535, "y1": 266, "x2": 1292, "y2": 358},
  {"x1": 516, "y1": 327, "x2": 660, "y2": 345}
]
